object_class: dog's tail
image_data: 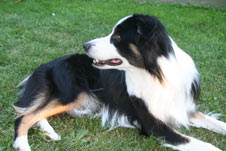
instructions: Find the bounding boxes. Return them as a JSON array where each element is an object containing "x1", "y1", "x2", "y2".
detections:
[
  {"x1": 13, "y1": 72, "x2": 45, "y2": 114},
  {"x1": 16, "y1": 75, "x2": 31, "y2": 89},
  {"x1": 13, "y1": 75, "x2": 32, "y2": 114}
]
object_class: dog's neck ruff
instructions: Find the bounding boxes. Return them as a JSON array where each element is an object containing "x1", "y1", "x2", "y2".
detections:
[{"x1": 124, "y1": 41, "x2": 197, "y2": 128}]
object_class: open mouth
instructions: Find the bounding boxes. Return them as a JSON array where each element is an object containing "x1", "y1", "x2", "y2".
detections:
[{"x1": 93, "y1": 58, "x2": 122, "y2": 66}]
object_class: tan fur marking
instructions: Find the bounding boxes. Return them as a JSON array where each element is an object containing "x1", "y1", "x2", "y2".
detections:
[
  {"x1": 129, "y1": 44, "x2": 141, "y2": 57},
  {"x1": 190, "y1": 111, "x2": 205, "y2": 120},
  {"x1": 39, "y1": 93, "x2": 88, "y2": 118},
  {"x1": 129, "y1": 44, "x2": 164, "y2": 82},
  {"x1": 156, "y1": 70, "x2": 163, "y2": 83},
  {"x1": 17, "y1": 93, "x2": 88, "y2": 137},
  {"x1": 17, "y1": 114, "x2": 39, "y2": 136}
]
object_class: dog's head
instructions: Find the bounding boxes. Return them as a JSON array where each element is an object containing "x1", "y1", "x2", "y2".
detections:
[{"x1": 83, "y1": 14, "x2": 173, "y2": 78}]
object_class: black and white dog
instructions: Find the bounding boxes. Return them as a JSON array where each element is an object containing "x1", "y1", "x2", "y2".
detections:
[{"x1": 13, "y1": 14, "x2": 226, "y2": 151}]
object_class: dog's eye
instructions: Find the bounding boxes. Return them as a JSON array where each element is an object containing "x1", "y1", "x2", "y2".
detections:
[{"x1": 112, "y1": 34, "x2": 121, "y2": 40}]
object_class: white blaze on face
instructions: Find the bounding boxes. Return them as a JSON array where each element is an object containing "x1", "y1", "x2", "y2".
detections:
[
  {"x1": 86, "y1": 35, "x2": 120, "y2": 61},
  {"x1": 86, "y1": 15, "x2": 133, "y2": 70}
]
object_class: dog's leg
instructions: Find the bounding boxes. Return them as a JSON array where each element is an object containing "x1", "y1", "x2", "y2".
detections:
[
  {"x1": 131, "y1": 97, "x2": 222, "y2": 151},
  {"x1": 163, "y1": 134, "x2": 222, "y2": 151},
  {"x1": 189, "y1": 111, "x2": 226, "y2": 135},
  {"x1": 14, "y1": 92, "x2": 88, "y2": 151},
  {"x1": 147, "y1": 125, "x2": 222, "y2": 151},
  {"x1": 14, "y1": 115, "x2": 31, "y2": 151},
  {"x1": 144, "y1": 122, "x2": 222, "y2": 151},
  {"x1": 38, "y1": 119, "x2": 61, "y2": 141}
]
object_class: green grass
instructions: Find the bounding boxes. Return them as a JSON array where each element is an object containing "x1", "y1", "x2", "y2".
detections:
[{"x1": 0, "y1": 0, "x2": 226, "y2": 150}]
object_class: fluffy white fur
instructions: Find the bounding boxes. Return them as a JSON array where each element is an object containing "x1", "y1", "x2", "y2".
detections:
[
  {"x1": 100, "y1": 105, "x2": 136, "y2": 129},
  {"x1": 69, "y1": 95, "x2": 101, "y2": 118}
]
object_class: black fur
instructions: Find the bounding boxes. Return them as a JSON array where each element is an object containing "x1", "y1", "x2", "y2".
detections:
[
  {"x1": 14, "y1": 53, "x2": 190, "y2": 145},
  {"x1": 111, "y1": 14, "x2": 174, "y2": 80},
  {"x1": 15, "y1": 55, "x2": 100, "y2": 108},
  {"x1": 191, "y1": 78, "x2": 201, "y2": 100},
  {"x1": 14, "y1": 116, "x2": 23, "y2": 139},
  {"x1": 130, "y1": 96, "x2": 189, "y2": 145}
]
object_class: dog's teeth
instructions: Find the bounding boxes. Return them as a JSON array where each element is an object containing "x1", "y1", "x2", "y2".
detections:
[{"x1": 93, "y1": 59, "x2": 100, "y2": 63}]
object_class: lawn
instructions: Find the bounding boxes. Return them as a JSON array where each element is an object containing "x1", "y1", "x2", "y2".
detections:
[{"x1": 0, "y1": 0, "x2": 226, "y2": 150}]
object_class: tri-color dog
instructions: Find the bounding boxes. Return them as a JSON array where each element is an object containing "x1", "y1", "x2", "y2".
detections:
[{"x1": 13, "y1": 14, "x2": 226, "y2": 151}]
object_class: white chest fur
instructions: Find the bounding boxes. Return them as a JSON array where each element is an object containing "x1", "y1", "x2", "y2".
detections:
[{"x1": 125, "y1": 43, "x2": 198, "y2": 128}]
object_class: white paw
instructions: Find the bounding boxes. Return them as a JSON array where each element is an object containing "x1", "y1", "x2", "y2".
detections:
[
  {"x1": 13, "y1": 136, "x2": 31, "y2": 151},
  {"x1": 202, "y1": 143, "x2": 222, "y2": 151},
  {"x1": 38, "y1": 119, "x2": 61, "y2": 141},
  {"x1": 47, "y1": 132, "x2": 61, "y2": 141},
  {"x1": 164, "y1": 143, "x2": 222, "y2": 151},
  {"x1": 164, "y1": 138, "x2": 222, "y2": 151},
  {"x1": 163, "y1": 143, "x2": 222, "y2": 151}
]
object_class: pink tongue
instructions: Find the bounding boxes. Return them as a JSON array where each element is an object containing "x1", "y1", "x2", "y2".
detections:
[{"x1": 110, "y1": 59, "x2": 121, "y2": 63}]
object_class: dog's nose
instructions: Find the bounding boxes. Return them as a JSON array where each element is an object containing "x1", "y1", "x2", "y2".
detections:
[{"x1": 83, "y1": 42, "x2": 92, "y2": 52}]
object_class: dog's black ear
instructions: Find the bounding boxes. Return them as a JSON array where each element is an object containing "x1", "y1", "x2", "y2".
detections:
[
  {"x1": 133, "y1": 14, "x2": 173, "y2": 81},
  {"x1": 134, "y1": 14, "x2": 158, "y2": 40}
]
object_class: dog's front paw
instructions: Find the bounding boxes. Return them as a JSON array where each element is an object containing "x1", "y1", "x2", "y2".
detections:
[
  {"x1": 163, "y1": 138, "x2": 222, "y2": 151},
  {"x1": 47, "y1": 132, "x2": 61, "y2": 141}
]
